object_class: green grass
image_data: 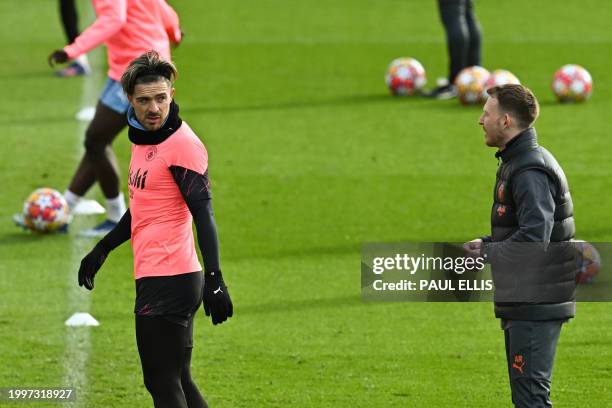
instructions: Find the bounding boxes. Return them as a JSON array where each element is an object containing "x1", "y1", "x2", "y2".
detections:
[{"x1": 1, "y1": 0, "x2": 611, "y2": 406}]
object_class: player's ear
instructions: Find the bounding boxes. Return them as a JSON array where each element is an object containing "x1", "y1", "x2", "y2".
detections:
[
  {"x1": 127, "y1": 94, "x2": 133, "y2": 104},
  {"x1": 503, "y1": 113, "x2": 511, "y2": 128},
  {"x1": 170, "y1": 88, "x2": 176, "y2": 99}
]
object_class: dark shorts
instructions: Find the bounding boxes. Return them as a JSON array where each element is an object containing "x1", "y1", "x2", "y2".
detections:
[{"x1": 135, "y1": 271, "x2": 203, "y2": 327}]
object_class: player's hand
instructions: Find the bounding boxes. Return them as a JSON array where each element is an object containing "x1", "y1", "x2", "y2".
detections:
[
  {"x1": 463, "y1": 238, "x2": 483, "y2": 258},
  {"x1": 171, "y1": 30, "x2": 185, "y2": 49},
  {"x1": 202, "y1": 270, "x2": 233, "y2": 325},
  {"x1": 78, "y1": 244, "x2": 108, "y2": 290},
  {"x1": 48, "y1": 50, "x2": 69, "y2": 67}
]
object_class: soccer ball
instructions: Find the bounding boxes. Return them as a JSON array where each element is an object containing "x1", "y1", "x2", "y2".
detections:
[
  {"x1": 22, "y1": 188, "x2": 71, "y2": 232},
  {"x1": 385, "y1": 58, "x2": 427, "y2": 96},
  {"x1": 484, "y1": 69, "x2": 521, "y2": 91},
  {"x1": 552, "y1": 64, "x2": 593, "y2": 102},
  {"x1": 455, "y1": 66, "x2": 490, "y2": 105},
  {"x1": 574, "y1": 241, "x2": 601, "y2": 284}
]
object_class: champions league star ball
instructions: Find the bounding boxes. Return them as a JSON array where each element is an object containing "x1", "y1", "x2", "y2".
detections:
[
  {"x1": 455, "y1": 66, "x2": 490, "y2": 105},
  {"x1": 574, "y1": 241, "x2": 601, "y2": 284},
  {"x1": 552, "y1": 64, "x2": 593, "y2": 102},
  {"x1": 22, "y1": 188, "x2": 70, "y2": 233},
  {"x1": 385, "y1": 57, "x2": 427, "y2": 96},
  {"x1": 484, "y1": 69, "x2": 521, "y2": 91}
]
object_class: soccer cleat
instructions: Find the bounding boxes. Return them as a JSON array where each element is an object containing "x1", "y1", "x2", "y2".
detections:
[
  {"x1": 76, "y1": 106, "x2": 96, "y2": 122},
  {"x1": 72, "y1": 198, "x2": 106, "y2": 215},
  {"x1": 78, "y1": 219, "x2": 118, "y2": 238},
  {"x1": 423, "y1": 84, "x2": 458, "y2": 100},
  {"x1": 56, "y1": 59, "x2": 91, "y2": 78},
  {"x1": 435, "y1": 77, "x2": 450, "y2": 87},
  {"x1": 13, "y1": 213, "x2": 28, "y2": 230}
]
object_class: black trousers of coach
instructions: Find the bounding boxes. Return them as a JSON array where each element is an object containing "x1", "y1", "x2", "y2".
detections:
[{"x1": 502, "y1": 319, "x2": 566, "y2": 408}]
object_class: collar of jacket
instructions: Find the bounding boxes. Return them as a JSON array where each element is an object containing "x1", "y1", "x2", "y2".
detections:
[
  {"x1": 128, "y1": 101, "x2": 182, "y2": 145},
  {"x1": 495, "y1": 127, "x2": 538, "y2": 162}
]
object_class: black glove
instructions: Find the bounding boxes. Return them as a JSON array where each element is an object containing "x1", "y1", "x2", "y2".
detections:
[
  {"x1": 78, "y1": 244, "x2": 108, "y2": 290},
  {"x1": 202, "y1": 270, "x2": 233, "y2": 325},
  {"x1": 48, "y1": 50, "x2": 69, "y2": 67}
]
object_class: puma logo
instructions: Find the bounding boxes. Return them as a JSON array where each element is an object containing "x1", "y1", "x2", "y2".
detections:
[{"x1": 213, "y1": 287, "x2": 223, "y2": 295}]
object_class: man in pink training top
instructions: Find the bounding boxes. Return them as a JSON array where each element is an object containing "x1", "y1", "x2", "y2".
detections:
[
  {"x1": 77, "y1": 51, "x2": 232, "y2": 408},
  {"x1": 47, "y1": 0, "x2": 182, "y2": 237}
]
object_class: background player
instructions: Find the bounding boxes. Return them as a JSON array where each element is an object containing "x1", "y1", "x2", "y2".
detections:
[
  {"x1": 47, "y1": 0, "x2": 182, "y2": 237},
  {"x1": 56, "y1": 0, "x2": 91, "y2": 77},
  {"x1": 426, "y1": 0, "x2": 482, "y2": 99}
]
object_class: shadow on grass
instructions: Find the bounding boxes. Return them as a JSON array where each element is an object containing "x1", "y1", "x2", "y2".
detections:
[
  {"x1": 0, "y1": 231, "x2": 67, "y2": 247},
  {"x1": 225, "y1": 242, "x2": 360, "y2": 262},
  {"x1": 237, "y1": 294, "x2": 361, "y2": 316},
  {"x1": 182, "y1": 92, "x2": 467, "y2": 115},
  {"x1": 537, "y1": 99, "x2": 593, "y2": 107},
  {"x1": 563, "y1": 339, "x2": 612, "y2": 347},
  {"x1": 3, "y1": 92, "x2": 477, "y2": 126},
  {"x1": 572, "y1": 227, "x2": 612, "y2": 240},
  {"x1": 1, "y1": 115, "x2": 76, "y2": 127},
  {"x1": 5, "y1": 70, "x2": 55, "y2": 80}
]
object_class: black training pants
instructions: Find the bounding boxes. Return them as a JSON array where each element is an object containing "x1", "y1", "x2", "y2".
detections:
[
  {"x1": 437, "y1": 0, "x2": 482, "y2": 83},
  {"x1": 502, "y1": 319, "x2": 565, "y2": 408},
  {"x1": 59, "y1": 0, "x2": 79, "y2": 43},
  {"x1": 136, "y1": 315, "x2": 208, "y2": 408}
]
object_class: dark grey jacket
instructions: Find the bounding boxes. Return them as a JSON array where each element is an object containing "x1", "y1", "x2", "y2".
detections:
[{"x1": 482, "y1": 128, "x2": 576, "y2": 320}]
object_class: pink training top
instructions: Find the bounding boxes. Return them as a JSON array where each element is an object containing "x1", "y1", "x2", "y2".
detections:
[
  {"x1": 64, "y1": 0, "x2": 181, "y2": 81},
  {"x1": 128, "y1": 122, "x2": 207, "y2": 279}
]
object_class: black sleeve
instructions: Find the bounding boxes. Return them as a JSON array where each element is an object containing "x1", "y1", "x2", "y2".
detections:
[
  {"x1": 483, "y1": 169, "x2": 556, "y2": 260},
  {"x1": 98, "y1": 209, "x2": 131, "y2": 252},
  {"x1": 169, "y1": 166, "x2": 220, "y2": 273}
]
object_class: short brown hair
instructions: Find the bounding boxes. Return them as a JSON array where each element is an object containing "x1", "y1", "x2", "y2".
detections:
[
  {"x1": 120, "y1": 51, "x2": 177, "y2": 95},
  {"x1": 487, "y1": 84, "x2": 539, "y2": 129}
]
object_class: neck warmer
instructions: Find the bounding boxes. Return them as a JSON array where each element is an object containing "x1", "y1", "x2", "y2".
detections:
[{"x1": 128, "y1": 101, "x2": 182, "y2": 145}]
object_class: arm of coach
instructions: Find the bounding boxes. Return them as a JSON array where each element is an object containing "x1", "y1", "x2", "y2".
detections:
[{"x1": 484, "y1": 169, "x2": 555, "y2": 253}]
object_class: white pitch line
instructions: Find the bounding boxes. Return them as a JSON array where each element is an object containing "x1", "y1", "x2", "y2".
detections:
[{"x1": 61, "y1": 2, "x2": 103, "y2": 406}]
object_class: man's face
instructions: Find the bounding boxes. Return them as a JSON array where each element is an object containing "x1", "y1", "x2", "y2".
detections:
[
  {"x1": 478, "y1": 96, "x2": 507, "y2": 148},
  {"x1": 129, "y1": 80, "x2": 175, "y2": 131}
]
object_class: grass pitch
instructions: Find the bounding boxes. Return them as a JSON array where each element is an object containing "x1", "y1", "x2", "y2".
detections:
[{"x1": 1, "y1": 0, "x2": 611, "y2": 406}]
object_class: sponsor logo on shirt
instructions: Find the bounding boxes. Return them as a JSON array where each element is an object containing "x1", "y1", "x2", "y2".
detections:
[{"x1": 129, "y1": 167, "x2": 148, "y2": 190}]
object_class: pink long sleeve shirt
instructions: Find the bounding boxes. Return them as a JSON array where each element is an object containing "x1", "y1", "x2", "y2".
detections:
[{"x1": 64, "y1": 0, "x2": 181, "y2": 81}]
